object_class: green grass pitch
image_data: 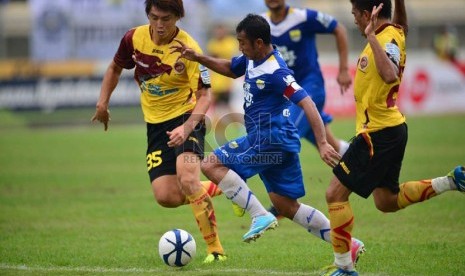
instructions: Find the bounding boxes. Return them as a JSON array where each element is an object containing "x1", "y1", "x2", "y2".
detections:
[{"x1": 0, "y1": 108, "x2": 464, "y2": 275}]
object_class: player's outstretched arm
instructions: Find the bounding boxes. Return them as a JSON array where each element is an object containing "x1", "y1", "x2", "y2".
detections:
[
  {"x1": 91, "y1": 60, "x2": 123, "y2": 131},
  {"x1": 393, "y1": 0, "x2": 408, "y2": 35},
  {"x1": 333, "y1": 22, "x2": 352, "y2": 94},
  {"x1": 297, "y1": 96, "x2": 341, "y2": 167},
  {"x1": 171, "y1": 39, "x2": 237, "y2": 79}
]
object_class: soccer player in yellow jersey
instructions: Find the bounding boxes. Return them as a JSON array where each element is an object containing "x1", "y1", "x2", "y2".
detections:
[
  {"x1": 321, "y1": 1, "x2": 465, "y2": 275},
  {"x1": 91, "y1": 0, "x2": 226, "y2": 263}
]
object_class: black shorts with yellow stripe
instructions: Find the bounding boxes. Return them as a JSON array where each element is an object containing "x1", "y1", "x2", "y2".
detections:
[
  {"x1": 146, "y1": 113, "x2": 205, "y2": 182},
  {"x1": 333, "y1": 123, "x2": 408, "y2": 198}
]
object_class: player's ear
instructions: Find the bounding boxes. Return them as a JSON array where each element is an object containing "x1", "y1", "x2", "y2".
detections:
[{"x1": 362, "y1": 9, "x2": 371, "y2": 20}]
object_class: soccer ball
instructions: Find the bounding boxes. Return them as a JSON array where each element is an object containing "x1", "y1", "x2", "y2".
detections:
[{"x1": 158, "y1": 229, "x2": 196, "y2": 267}]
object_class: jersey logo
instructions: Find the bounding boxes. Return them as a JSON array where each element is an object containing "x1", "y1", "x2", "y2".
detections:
[
  {"x1": 358, "y1": 56, "x2": 368, "y2": 72},
  {"x1": 188, "y1": 136, "x2": 199, "y2": 144},
  {"x1": 228, "y1": 141, "x2": 239, "y2": 149},
  {"x1": 256, "y1": 79, "x2": 265, "y2": 90},
  {"x1": 174, "y1": 60, "x2": 186, "y2": 74},
  {"x1": 283, "y1": 108, "x2": 290, "y2": 117},
  {"x1": 133, "y1": 49, "x2": 172, "y2": 79},
  {"x1": 289, "y1": 29, "x2": 301, "y2": 42}
]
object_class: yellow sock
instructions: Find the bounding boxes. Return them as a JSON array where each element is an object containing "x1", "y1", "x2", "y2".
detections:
[
  {"x1": 187, "y1": 188, "x2": 224, "y2": 255},
  {"x1": 183, "y1": 181, "x2": 223, "y2": 205},
  {"x1": 201, "y1": 180, "x2": 223, "y2": 197},
  {"x1": 397, "y1": 179, "x2": 437, "y2": 209},
  {"x1": 328, "y1": 201, "x2": 354, "y2": 254}
]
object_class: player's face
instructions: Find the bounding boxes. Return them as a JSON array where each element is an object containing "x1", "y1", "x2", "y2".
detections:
[
  {"x1": 351, "y1": 6, "x2": 369, "y2": 36},
  {"x1": 147, "y1": 6, "x2": 179, "y2": 40},
  {"x1": 265, "y1": 0, "x2": 285, "y2": 10},
  {"x1": 237, "y1": 31, "x2": 260, "y2": 60}
]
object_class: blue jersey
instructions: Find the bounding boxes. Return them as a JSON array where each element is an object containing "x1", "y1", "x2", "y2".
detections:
[
  {"x1": 230, "y1": 48, "x2": 308, "y2": 153},
  {"x1": 262, "y1": 7, "x2": 337, "y2": 86}
]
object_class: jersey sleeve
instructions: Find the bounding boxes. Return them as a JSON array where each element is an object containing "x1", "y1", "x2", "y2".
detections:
[
  {"x1": 305, "y1": 9, "x2": 338, "y2": 34},
  {"x1": 230, "y1": 54, "x2": 247, "y2": 77},
  {"x1": 186, "y1": 39, "x2": 211, "y2": 90},
  {"x1": 114, "y1": 28, "x2": 136, "y2": 69},
  {"x1": 378, "y1": 30, "x2": 402, "y2": 71},
  {"x1": 273, "y1": 69, "x2": 309, "y2": 104}
]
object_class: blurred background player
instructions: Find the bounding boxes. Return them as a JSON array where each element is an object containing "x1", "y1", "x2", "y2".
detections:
[
  {"x1": 322, "y1": 0, "x2": 464, "y2": 275},
  {"x1": 433, "y1": 24, "x2": 459, "y2": 63},
  {"x1": 206, "y1": 23, "x2": 239, "y2": 145},
  {"x1": 91, "y1": 0, "x2": 226, "y2": 263},
  {"x1": 262, "y1": 0, "x2": 352, "y2": 155},
  {"x1": 261, "y1": 0, "x2": 352, "y2": 218}
]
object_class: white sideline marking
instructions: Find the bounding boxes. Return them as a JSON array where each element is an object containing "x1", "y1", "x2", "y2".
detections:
[{"x1": 0, "y1": 263, "x2": 316, "y2": 275}]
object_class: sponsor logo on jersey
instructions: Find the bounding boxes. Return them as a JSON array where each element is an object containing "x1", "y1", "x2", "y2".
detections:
[{"x1": 199, "y1": 65, "x2": 211, "y2": 85}]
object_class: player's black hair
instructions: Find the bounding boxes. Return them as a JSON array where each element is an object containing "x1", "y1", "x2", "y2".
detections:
[
  {"x1": 236, "y1": 14, "x2": 272, "y2": 45},
  {"x1": 145, "y1": 0, "x2": 184, "y2": 18},
  {"x1": 350, "y1": 0, "x2": 392, "y2": 19}
]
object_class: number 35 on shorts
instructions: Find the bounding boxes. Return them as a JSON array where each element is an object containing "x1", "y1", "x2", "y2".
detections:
[{"x1": 147, "y1": 150, "x2": 162, "y2": 171}]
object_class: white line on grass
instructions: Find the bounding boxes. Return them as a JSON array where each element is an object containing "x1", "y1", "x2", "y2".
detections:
[
  {"x1": 0, "y1": 263, "x2": 316, "y2": 275},
  {"x1": 0, "y1": 264, "x2": 390, "y2": 275}
]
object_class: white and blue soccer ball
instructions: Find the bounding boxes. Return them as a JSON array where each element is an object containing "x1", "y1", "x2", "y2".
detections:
[{"x1": 158, "y1": 229, "x2": 196, "y2": 267}]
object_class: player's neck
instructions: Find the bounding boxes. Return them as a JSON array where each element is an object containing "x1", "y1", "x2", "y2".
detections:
[
  {"x1": 374, "y1": 19, "x2": 391, "y2": 32},
  {"x1": 255, "y1": 45, "x2": 274, "y2": 61},
  {"x1": 269, "y1": 6, "x2": 288, "y2": 24}
]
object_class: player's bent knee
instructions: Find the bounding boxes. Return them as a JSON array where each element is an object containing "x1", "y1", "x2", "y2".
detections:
[
  {"x1": 200, "y1": 159, "x2": 214, "y2": 178},
  {"x1": 154, "y1": 193, "x2": 183, "y2": 208},
  {"x1": 374, "y1": 200, "x2": 399, "y2": 213}
]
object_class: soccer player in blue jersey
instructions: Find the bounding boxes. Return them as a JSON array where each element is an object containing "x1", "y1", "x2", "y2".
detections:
[
  {"x1": 171, "y1": 16, "x2": 366, "y2": 268},
  {"x1": 172, "y1": 13, "x2": 340, "y2": 244},
  {"x1": 262, "y1": 0, "x2": 352, "y2": 156}
]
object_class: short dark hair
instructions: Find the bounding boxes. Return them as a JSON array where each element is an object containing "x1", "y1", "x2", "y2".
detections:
[
  {"x1": 236, "y1": 14, "x2": 271, "y2": 45},
  {"x1": 350, "y1": 0, "x2": 392, "y2": 19},
  {"x1": 145, "y1": 0, "x2": 184, "y2": 18}
]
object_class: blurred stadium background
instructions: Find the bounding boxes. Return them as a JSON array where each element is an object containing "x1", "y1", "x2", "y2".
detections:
[{"x1": 0, "y1": 0, "x2": 464, "y2": 118}]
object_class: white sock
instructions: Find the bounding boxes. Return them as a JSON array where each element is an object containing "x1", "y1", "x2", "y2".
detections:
[
  {"x1": 217, "y1": 169, "x2": 267, "y2": 217},
  {"x1": 431, "y1": 176, "x2": 456, "y2": 194},
  {"x1": 339, "y1": 140, "x2": 350, "y2": 156},
  {"x1": 334, "y1": 251, "x2": 354, "y2": 271},
  {"x1": 292, "y1": 203, "x2": 331, "y2": 243}
]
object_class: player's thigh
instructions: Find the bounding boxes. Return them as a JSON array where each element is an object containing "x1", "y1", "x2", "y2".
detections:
[
  {"x1": 146, "y1": 121, "x2": 177, "y2": 181},
  {"x1": 260, "y1": 152, "x2": 305, "y2": 199},
  {"x1": 213, "y1": 136, "x2": 269, "y2": 180}
]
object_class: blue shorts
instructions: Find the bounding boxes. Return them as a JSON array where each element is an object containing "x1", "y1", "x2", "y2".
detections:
[
  {"x1": 290, "y1": 79, "x2": 333, "y2": 145},
  {"x1": 213, "y1": 136, "x2": 305, "y2": 199}
]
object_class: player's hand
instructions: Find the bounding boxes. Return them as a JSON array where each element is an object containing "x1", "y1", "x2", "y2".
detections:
[
  {"x1": 319, "y1": 143, "x2": 341, "y2": 168},
  {"x1": 337, "y1": 69, "x2": 352, "y2": 94},
  {"x1": 91, "y1": 106, "x2": 110, "y2": 131},
  {"x1": 166, "y1": 125, "x2": 189, "y2": 148},
  {"x1": 170, "y1": 39, "x2": 198, "y2": 61},
  {"x1": 365, "y1": 3, "x2": 383, "y2": 37}
]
